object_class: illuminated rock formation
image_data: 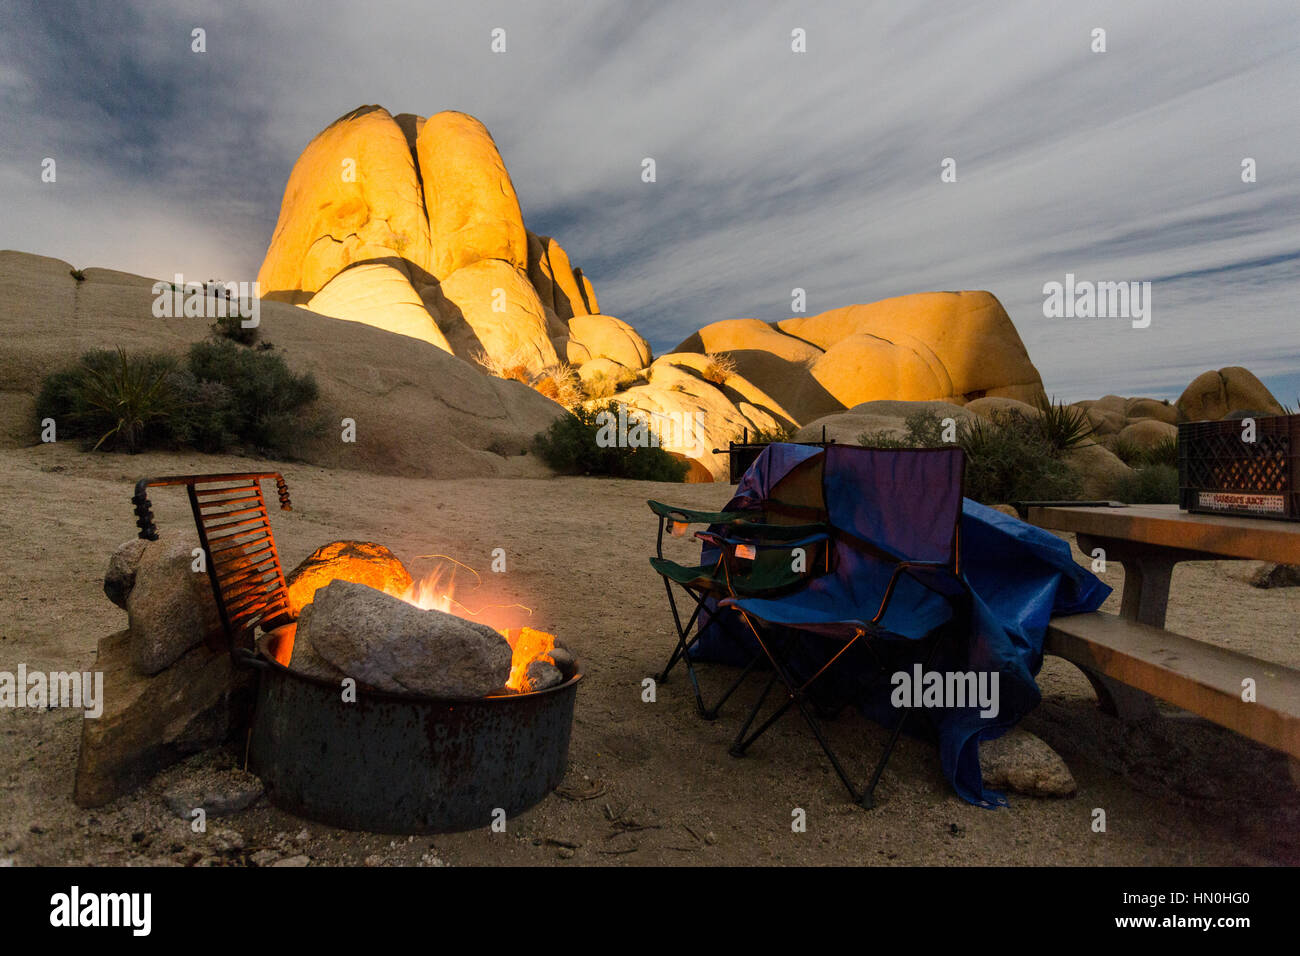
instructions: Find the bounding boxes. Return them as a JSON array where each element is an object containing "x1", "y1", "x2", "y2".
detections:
[{"x1": 258, "y1": 105, "x2": 613, "y2": 376}]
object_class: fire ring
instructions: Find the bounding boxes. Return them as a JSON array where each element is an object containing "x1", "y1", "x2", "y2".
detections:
[{"x1": 242, "y1": 627, "x2": 582, "y2": 834}]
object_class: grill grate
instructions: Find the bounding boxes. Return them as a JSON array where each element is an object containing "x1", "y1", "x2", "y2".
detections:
[{"x1": 132, "y1": 472, "x2": 294, "y2": 647}]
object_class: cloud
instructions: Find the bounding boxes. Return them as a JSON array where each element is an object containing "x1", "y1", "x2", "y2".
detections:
[{"x1": 1, "y1": 0, "x2": 1296, "y2": 401}]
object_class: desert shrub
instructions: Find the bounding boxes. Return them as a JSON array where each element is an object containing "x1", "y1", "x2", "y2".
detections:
[
  {"x1": 581, "y1": 371, "x2": 618, "y2": 400},
  {"x1": 533, "y1": 401, "x2": 689, "y2": 482},
  {"x1": 959, "y1": 413, "x2": 1082, "y2": 504},
  {"x1": 210, "y1": 313, "x2": 259, "y2": 346},
  {"x1": 749, "y1": 424, "x2": 796, "y2": 444},
  {"x1": 1110, "y1": 437, "x2": 1144, "y2": 466},
  {"x1": 36, "y1": 341, "x2": 319, "y2": 457},
  {"x1": 1143, "y1": 435, "x2": 1178, "y2": 468},
  {"x1": 702, "y1": 352, "x2": 736, "y2": 385},
  {"x1": 860, "y1": 410, "x2": 951, "y2": 449},
  {"x1": 1113, "y1": 434, "x2": 1178, "y2": 469},
  {"x1": 185, "y1": 340, "x2": 319, "y2": 453},
  {"x1": 36, "y1": 348, "x2": 178, "y2": 452},
  {"x1": 1112, "y1": 464, "x2": 1180, "y2": 504},
  {"x1": 69, "y1": 268, "x2": 85, "y2": 282},
  {"x1": 859, "y1": 410, "x2": 1081, "y2": 504},
  {"x1": 581, "y1": 367, "x2": 645, "y2": 401}
]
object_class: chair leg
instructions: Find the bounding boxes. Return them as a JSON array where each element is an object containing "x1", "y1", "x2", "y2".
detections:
[
  {"x1": 702, "y1": 651, "x2": 763, "y2": 721},
  {"x1": 857, "y1": 628, "x2": 948, "y2": 808},
  {"x1": 731, "y1": 611, "x2": 955, "y2": 807},
  {"x1": 728, "y1": 671, "x2": 779, "y2": 756},
  {"x1": 658, "y1": 579, "x2": 757, "y2": 720}
]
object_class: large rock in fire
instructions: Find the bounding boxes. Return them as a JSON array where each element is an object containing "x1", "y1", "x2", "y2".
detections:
[{"x1": 300, "y1": 580, "x2": 511, "y2": 697}]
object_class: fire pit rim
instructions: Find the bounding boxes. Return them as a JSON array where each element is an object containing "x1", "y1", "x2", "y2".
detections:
[{"x1": 243, "y1": 628, "x2": 583, "y2": 705}]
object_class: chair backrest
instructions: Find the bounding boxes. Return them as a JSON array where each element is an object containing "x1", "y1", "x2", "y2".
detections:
[
  {"x1": 132, "y1": 472, "x2": 293, "y2": 648},
  {"x1": 822, "y1": 445, "x2": 965, "y2": 567}
]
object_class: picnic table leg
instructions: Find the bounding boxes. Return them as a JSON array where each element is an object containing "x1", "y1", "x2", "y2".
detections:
[{"x1": 1074, "y1": 533, "x2": 1167, "y2": 720}]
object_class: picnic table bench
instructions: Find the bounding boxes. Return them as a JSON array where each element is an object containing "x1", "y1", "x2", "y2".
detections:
[{"x1": 1025, "y1": 504, "x2": 1300, "y2": 763}]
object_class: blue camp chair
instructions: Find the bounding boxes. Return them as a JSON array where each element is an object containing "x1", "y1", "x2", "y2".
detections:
[{"x1": 697, "y1": 443, "x2": 970, "y2": 808}]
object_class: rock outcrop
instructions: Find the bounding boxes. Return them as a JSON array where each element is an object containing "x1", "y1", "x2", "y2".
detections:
[
  {"x1": 259, "y1": 106, "x2": 615, "y2": 377},
  {"x1": 0, "y1": 250, "x2": 566, "y2": 479},
  {"x1": 674, "y1": 291, "x2": 1046, "y2": 425},
  {"x1": 1176, "y1": 367, "x2": 1285, "y2": 421}
]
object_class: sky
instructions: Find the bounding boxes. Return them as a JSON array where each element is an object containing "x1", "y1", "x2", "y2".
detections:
[{"x1": 2, "y1": 0, "x2": 1297, "y2": 404}]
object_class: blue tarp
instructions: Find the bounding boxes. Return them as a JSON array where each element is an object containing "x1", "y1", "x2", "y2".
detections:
[{"x1": 691, "y1": 443, "x2": 1111, "y2": 807}]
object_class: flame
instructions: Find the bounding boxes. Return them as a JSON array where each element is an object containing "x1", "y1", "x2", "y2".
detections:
[{"x1": 401, "y1": 562, "x2": 557, "y2": 694}]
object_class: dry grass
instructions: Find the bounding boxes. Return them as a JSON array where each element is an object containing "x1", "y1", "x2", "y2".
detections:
[{"x1": 702, "y1": 351, "x2": 736, "y2": 385}]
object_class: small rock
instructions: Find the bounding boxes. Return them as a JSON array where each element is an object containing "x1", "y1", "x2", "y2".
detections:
[
  {"x1": 526, "y1": 659, "x2": 563, "y2": 692},
  {"x1": 208, "y1": 827, "x2": 245, "y2": 853},
  {"x1": 557, "y1": 847, "x2": 575, "y2": 859},
  {"x1": 548, "y1": 647, "x2": 577, "y2": 678},
  {"x1": 979, "y1": 728, "x2": 1077, "y2": 797},
  {"x1": 271, "y1": 854, "x2": 311, "y2": 867},
  {"x1": 0, "y1": 858, "x2": 13, "y2": 867},
  {"x1": 364, "y1": 854, "x2": 384, "y2": 866},
  {"x1": 249, "y1": 849, "x2": 281, "y2": 867},
  {"x1": 294, "y1": 828, "x2": 310, "y2": 844},
  {"x1": 163, "y1": 767, "x2": 263, "y2": 819},
  {"x1": 704, "y1": 831, "x2": 718, "y2": 846}
]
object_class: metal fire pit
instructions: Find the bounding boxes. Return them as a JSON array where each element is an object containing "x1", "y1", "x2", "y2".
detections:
[{"x1": 241, "y1": 627, "x2": 582, "y2": 835}]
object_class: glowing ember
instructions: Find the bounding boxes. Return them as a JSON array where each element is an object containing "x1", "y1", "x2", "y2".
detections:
[{"x1": 499, "y1": 627, "x2": 558, "y2": 693}]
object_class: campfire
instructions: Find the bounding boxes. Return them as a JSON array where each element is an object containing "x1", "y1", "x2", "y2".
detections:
[{"x1": 275, "y1": 541, "x2": 573, "y2": 697}]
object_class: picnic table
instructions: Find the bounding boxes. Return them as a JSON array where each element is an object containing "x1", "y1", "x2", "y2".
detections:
[{"x1": 1025, "y1": 503, "x2": 1300, "y2": 764}]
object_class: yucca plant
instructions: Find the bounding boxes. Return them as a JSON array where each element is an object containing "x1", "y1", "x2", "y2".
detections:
[
  {"x1": 78, "y1": 348, "x2": 177, "y2": 452},
  {"x1": 1033, "y1": 394, "x2": 1096, "y2": 451},
  {"x1": 1144, "y1": 434, "x2": 1179, "y2": 468}
]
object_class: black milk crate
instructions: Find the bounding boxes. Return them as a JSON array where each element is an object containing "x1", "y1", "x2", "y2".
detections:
[{"x1": 1177, "y1": 414, "x2": 1300, "y2": 521}]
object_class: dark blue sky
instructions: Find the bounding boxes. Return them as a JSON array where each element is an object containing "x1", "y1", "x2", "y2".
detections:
[{"x1": 2, "y1": 0, "x2": 1297, "y2": 403}]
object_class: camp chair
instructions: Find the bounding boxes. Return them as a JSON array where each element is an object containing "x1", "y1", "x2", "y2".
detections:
[
  {"x1": 130, "y1": 472, "x2": 294, "y2": 649},
  {"x1": 713, "y1": 444, "x2": 970, "y2": 808},
  {"x1": 648, "y1": 500, "x2": 831, "y2": 719}
]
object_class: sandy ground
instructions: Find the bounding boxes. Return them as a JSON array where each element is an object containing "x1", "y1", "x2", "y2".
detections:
[{"x1": 1, "y1": 442, "x2": 1297, "y2": 867}]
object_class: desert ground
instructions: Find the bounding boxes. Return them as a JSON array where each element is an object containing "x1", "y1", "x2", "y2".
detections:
[{"x1": 1, "y1": 442, "x2": 1297, "y2": 867}]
